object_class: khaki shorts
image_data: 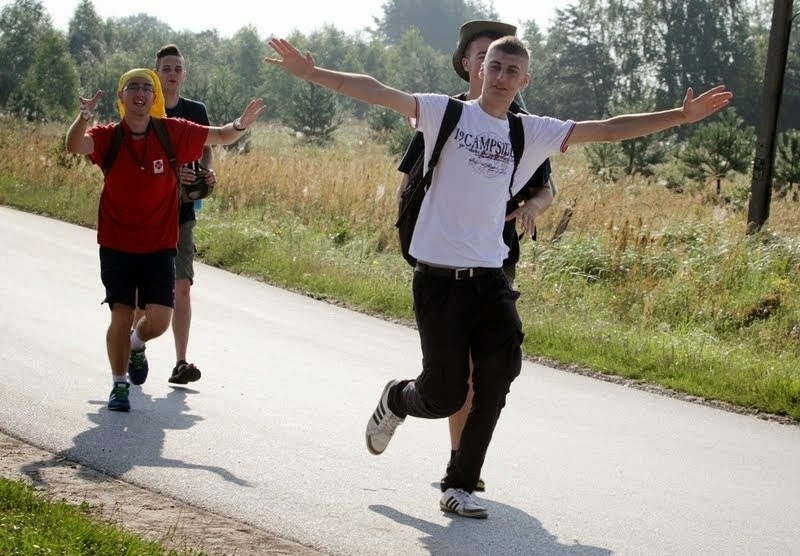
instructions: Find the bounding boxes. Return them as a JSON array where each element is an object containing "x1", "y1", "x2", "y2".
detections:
[{"x1": 175, "y1": 220, "x2": 197, "y2": 283}]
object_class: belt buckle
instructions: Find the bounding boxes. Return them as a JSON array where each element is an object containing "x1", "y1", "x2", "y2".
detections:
[{"x1": 454, "y1": 267, "x2": 473, "y2": 280}]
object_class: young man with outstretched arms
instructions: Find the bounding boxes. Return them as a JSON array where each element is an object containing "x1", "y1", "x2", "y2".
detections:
[{"x1": 265, "y1": 34, "x2": 731, "y2": 518}]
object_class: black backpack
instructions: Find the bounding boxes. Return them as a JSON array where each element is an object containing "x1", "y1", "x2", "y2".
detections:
[
  {"x1": 102, "y1": 118, "x2": 180, "y2": 181},
  {"x1": 395, "y1": 98, "x2": 525, "y2": 266}
]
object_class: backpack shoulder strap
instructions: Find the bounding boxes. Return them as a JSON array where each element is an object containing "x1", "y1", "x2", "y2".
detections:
[
  {"x1": 101, "y1": 123, "x2": 124, "y2": 176},
  {"x1": 506, "y1": 111, "x2": 525, "y2": 197},
  {"x1": 427, "y1": 98, "x2": 463, "y2": 172},
  {"x1": 507, "y1": 111, "x2": 524, "y2": 170},
  {"x1": 150, "y1": 118, "x2": 180, "y2": 178}
]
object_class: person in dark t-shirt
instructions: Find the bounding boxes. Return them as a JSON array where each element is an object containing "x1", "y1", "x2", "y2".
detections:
[{"x1": 155, "y1": 43, "x2": 214, "y2": 386}]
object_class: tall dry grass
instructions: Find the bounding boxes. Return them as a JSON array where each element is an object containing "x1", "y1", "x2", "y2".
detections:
[{"x1": 5, "y1": 116, "x2": 798, "y2": 246}]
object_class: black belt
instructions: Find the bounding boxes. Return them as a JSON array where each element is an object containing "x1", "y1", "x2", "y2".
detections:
[{"x1": 415, "y1": 263, "x2": 498, "y2": 280}]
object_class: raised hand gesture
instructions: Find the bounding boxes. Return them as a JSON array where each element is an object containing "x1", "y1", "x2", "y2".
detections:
[
  {"x1": 235, "y1": 98, "x2": 267, "y2": 129},
  {"x1": 264, "y1": 38, "x2": 315, "y2": 79},
  {"x1": 79, "y1": 90, "x2": 103, "y2": 122},
  {"x1": 681, "y1": 85, "x2": 733, "y2": 124}
]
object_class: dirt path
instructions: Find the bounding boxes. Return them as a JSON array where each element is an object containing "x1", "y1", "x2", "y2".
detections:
[{"x1": 0, "y1": 430, "x2": 326, "y2": 556}]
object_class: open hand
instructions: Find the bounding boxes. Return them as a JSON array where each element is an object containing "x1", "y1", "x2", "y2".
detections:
[
  {"x1": 79, "y1": 90, "x2": 103, "y2": 121},
  {"x1": 681, "y1": 85, "x2": 733, "y2": 123},
  {"x1": 264, "y1": 38, "x2": 315, "y2": 79},
  {"x1": 236, "y1": 98, "x2": 267, "y2": 129}
]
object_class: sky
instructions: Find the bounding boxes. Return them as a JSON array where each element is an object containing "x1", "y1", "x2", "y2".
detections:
[{"x1": 18, "y1": 0, "x2": 563, "y2": 40}]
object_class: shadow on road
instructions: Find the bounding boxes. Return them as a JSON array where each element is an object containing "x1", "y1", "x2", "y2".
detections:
[
  {"x1": 370, "y1": 501, "x2": 612, "y2": 555},
  {"x1": 23, "y1": 388, "x2": 251, "y2": 488}
]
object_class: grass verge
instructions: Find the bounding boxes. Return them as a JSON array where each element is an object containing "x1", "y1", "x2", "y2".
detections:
[{"x1": 0, "y1": 477, "x2": 202, "y2": 555}]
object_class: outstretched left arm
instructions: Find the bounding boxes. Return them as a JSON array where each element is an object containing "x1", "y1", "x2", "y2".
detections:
[
  {"x1": 567, "y1": 85, "x2": 733, "y2": 147},
  {"x1": 205, "y1": 98, "x2": 267, "y2": 146}
]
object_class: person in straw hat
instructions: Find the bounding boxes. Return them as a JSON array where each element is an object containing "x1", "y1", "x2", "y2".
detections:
[{"x1": 66, "y1": 68, "x2": 265, "y2": 412}]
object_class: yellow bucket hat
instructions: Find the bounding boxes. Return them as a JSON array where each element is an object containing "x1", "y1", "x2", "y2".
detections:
[{"x1": 116, "y1": 68, "x2": 166, "y2": 118}]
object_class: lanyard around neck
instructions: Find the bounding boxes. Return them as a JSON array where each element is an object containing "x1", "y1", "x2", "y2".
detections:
[{"x1": 123, "y1": 122, "x2": 150, "y2": 171}]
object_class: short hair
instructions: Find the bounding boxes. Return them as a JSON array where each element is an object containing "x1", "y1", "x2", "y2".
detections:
[
  {"x1": 155, "y1": 44, "x2": 183, "y2": 69},
  {"x1": 488, "y1": 36, "x2": 529, "y2": 61},
  {"x1": 467, "y1": 31, "x2": 503, "y2": 48},
  {"x1": 465, "y1": 30, "x2": 506, "y2": 55}
]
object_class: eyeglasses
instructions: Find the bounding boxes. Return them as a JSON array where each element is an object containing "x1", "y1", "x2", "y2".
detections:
[{"x1": 123, "y1": 83, "x2": 155, "y2": 93}]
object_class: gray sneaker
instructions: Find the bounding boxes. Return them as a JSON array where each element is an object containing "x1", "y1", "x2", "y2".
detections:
[
  {"x1": 365, "y1": 380, "x2": 404, "y2": 455},
  {"x1": 440, "y1": 488, "x2": 488, "y2": 519}
]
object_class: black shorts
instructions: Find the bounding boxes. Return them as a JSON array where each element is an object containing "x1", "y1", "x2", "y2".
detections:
[{"x1": 99, "y1": 247, "x2": 176, "y2": 309}]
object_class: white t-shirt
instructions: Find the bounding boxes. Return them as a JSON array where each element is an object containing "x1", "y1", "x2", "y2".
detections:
[{"x1": 410, "y1": 93, "x2": 574, "y2": 268}]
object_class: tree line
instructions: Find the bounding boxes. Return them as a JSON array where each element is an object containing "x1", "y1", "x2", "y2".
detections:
[{"x1": 1, "y1": 0, "x2": 799, "y2": 193}]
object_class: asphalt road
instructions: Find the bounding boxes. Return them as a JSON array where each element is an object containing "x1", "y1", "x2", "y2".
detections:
[{"x1": 1, "y1": 205, "x2": 799, "y2": 556}]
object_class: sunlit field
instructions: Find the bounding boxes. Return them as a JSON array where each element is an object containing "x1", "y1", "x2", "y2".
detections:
[{"x1": 2, "y1": 116, "x2": 799, "y2": 420}]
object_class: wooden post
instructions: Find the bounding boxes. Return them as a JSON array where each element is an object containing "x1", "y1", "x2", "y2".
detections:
[{"x1": 747, "y1": 0, "x2": 794, "y2": 233}]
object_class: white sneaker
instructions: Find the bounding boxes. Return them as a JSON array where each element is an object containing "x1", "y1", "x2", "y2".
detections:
[
  {"x1": 365, "y1": 380, "x2": 404, "y2": 455},
  {"x1": 440, "y1": 488, "x2": 488, "y2": 519}
]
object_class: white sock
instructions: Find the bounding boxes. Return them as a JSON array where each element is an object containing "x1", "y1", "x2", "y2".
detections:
[
  {"x1": 112, "y1": 375, "x2": 128, "y2": 385},
  {"x1": 130, "y1": 329, "x2": 146, "y2": 351}
]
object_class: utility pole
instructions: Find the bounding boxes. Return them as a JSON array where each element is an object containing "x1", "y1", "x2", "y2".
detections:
[{"x1": 747, "y1": 0, "x2": 794, "y2": 233}]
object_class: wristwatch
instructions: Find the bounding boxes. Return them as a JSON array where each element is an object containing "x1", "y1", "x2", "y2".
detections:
[{"x1": 233, "y1": 118, "x2": 247, "y2": 131}]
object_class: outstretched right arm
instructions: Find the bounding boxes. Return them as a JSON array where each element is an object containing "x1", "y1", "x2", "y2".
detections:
[
  {"x1": 265, "y1": 38, "x2": 417, "y2": 119},
  {"x1": 66, "y1": 90, "x2": 103, "y2": 155}
]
